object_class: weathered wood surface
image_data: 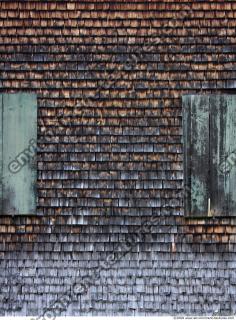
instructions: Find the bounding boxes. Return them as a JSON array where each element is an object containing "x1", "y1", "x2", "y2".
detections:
[
  {"x1": 1, "y1": 93, "x2": 37, "y2": 215},
  {"x1": 0, "y1": 95, "x2": 2, "y2": 203},
  {"x1": 182, "y1": 96, "x2": 191, "y2": 216},
  {"x1": 210, "y1": 95, "x2": 236, "y2": 216},
  {"x1": 225, "y1": 96, "x2": 236, "y2": 216},
  {"x1": 183, "y1": 95, "x2": 236, "y2": 217},
  {"x1": 183, "y1": 95, "x2": 210, "y2": 217}
]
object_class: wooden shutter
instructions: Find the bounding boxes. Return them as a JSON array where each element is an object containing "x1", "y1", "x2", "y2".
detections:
[
  {"x1": 0, "y1": 93, "x2": 37, "y2": 215},
  {"x1": 183, "y1": 95, "x2": 236, "y2": 217},
  {"x1": 210, "y1": 95, "x2": 236, "y2": 216},
  {"x1": 183, "y1": 95, "x2": 210, "y2": 217}
]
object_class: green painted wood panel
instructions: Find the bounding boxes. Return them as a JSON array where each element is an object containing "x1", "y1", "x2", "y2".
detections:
[
  {"x1": 210, "y1": 95, "x2": 236, "y2": 216},
  {"x1": 0, "y1": 95, "x2": 2, "y2": 205},
  {"x1": 182, "y1": 96, "x2": 192, "y2": 216},
  {"x1": 183, "y1": 94, "x2": 236, "y2": 217},
  {"x1": 1, "y1": 93, "x2": 37, "y2": 215},
  {"x1": 183, "y1": 95, "x2": 210, "y2": 217},
  {"x1": 225, "y1": 96, "x2": 236, "y2": 216},
  {"x1": 209, "y1": 96, "x2": 228, "y2": 216}
]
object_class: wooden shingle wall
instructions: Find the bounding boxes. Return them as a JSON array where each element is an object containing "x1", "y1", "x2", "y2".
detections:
[{"x1": 0, "y1": 0, "x2": 236, "y2": 315}]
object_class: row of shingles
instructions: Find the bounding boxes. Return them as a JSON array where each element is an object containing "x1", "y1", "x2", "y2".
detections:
[
  {"x1": 0, "y1": 17, "x2": 232, "y2": 30},
  {"x1": 0, "y1": 255, "x2": 234, "y2": 313},
  {"x1": 0, "y1": 4, "x2": 235, "y2": 50},
  {"x1": 1, "y1": 215, "x2": 236, "y2": 257},
  {"x1": 1, "y1": 18, "x2": 236, "y2": 30},
  {"x1": 0, "y1": 212, "x2": 183, "y2": 312},
  {"x1": 68, "y1": 237, "x2": 234, "y2": 315},
  {"x1": 0, "y1": 1, "x2": 234, "y2": 11},
  {"x1": 2, "y1": 252, "x2": 232, "y2": 315},
  {"x1": 0, "y1": 19, "x2": 234, "y2": 71},
  {"x1": 0, "y1": 5, "x2": 236, "y2": 23},
  {"x1": 0, "y1": 21, "x2": 233, "y2": 96},
  {"x1": 1, "y1": 66, "x2": 235, "y2": 88},
  {"x1": 0, "y1": 0, "x2": 234, "y2": 4},
  {"x1": 3, "y1": 267, "x2": 232, "y2": 316}
]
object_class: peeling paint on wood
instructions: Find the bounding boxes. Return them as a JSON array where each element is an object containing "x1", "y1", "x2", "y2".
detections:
[
  {"x1": 183, "y1": 95, "x2": 236, "y2": 217},
  {"x1": 183, "y1": 95, "x2": 210, "y2": 217},
  {"x1": 210, "y1": 95, "x2": 236, "y2": 216}
]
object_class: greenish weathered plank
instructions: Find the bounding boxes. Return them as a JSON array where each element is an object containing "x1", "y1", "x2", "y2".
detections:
[
  {"x1": 184, "y1": 94, "x2": 236, "y2": 217},
  {"x1": 209, "y1": 96, "x2": 228, "y2": 216},
  {"x1": 182, "y1": 96, "x2": 192, "y2": 215},
  {"x1": 190, "y1": 95, "x2": 210, "y2": 217},
  {"x1": 209, "y1": 95, "x2": 236, "y2": 216},
  {"x1": 2, "y1": 93, "x2": 37, "y2": 215},
  {"x1": 182, "y1": 95, "x2": 210, "y2": 217},
  {"x1": 225, "y1": 96, "x2": 236, "y2": 216},
  {"x1": 0, "y1": 95, "x2": 2, "y2": 207}
]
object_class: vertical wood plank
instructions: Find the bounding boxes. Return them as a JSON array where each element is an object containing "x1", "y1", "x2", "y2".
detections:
[
  {"x1": 2, "y1": 93, "x2": 37, "y2": 215},
  {"x1": 183, "y1": 95, "x2": 210, "y2": 217},
  {"x1": 182, "y1": 96, "x2": 191, "y2": 215},
  {"x1": 209, "y1": 95, "x2": 228, "y2": 216},
  {"x1": 190, "y1": 95, "x2": 210, "y2": 216},
  {"x1": 0, "y1": 94, "x2": 2, "y2": 210},
  {"x1": 210, "y1": 95, "x2": 236, "y2": 216},
  {"x1": 226, "y1": 96, "x2": 236, "y2": 216},
  {"x1": 184, "y1": 94, "x2": 236, "y2": 217}
]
